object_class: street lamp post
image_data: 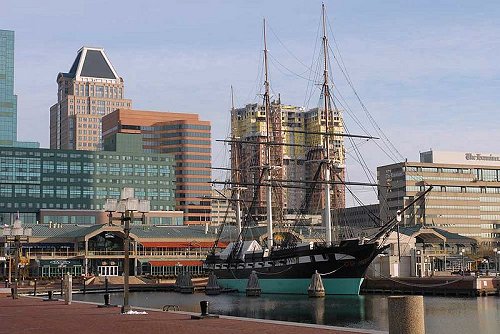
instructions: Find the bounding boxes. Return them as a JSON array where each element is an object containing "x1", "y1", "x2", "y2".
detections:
[
  {"x1": 104, "y1": 188, "x2": 149, "y2": 314},
  {"x1": 396, "y1": 210, "x2": 402, "y2": 261},
  {"x1": 494, "y1": 248, "x2": 500, "y2": 275},
  {"x1": 416, "y1": 249, "x2": 422, "y2": 277},
  {"x1": 460, "y1": 248, "x2": 465, "y2": 276},
  {"x1": 494, "y1": 248, "x2": 498, "y2": 274},
  {"x1": 496, "y1": 250, "x2": 500, "y2": 276},
  {"x1": 3, "y1": 217, "x2": 32, "y2": 299}
]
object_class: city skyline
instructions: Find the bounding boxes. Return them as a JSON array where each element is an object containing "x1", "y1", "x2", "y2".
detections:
[{"x1": 3, "y1": 0, "x2": 500, "y2": 205}]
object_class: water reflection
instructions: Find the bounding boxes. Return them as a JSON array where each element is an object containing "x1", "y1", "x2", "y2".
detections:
[{"x1": 73, "y1": 292, "x2": 500, "y2": 333}]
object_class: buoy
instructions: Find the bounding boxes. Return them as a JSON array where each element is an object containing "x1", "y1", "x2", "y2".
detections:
[
  {"x1": 205, "y1": 273, "x2": 221, "y2": 295},
  {"x1": 246, "y1": 270, "x2": 261, "y2": 297},
  {"x1": 308, "y1": 270, "x2": 325, "y2": 298}
]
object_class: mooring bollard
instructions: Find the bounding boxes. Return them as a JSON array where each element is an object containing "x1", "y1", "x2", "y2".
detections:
[
  {"x1": 43, "y1": 290, "x2": 57, "y2": 302},
  {"x1": 33, "y1": 279, "x2": 37, "y2": 296},
  {"x1": 97, "y1": 291, "x2": 117, "y2": 308},
  {"x1": 388, "y1": 296, "x2": 425, "y2": 334},
  {"x1": 190, "y1": 300, "x2": 219, "y2": 319},
  {"x1": 104, "y1": 293, "x2": 110, "y2": 306},
  {"x1": 200, "y1": 300, "x2": 209, "y2": 316}
]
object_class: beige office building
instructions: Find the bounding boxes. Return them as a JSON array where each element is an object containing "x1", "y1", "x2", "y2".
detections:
[
  {"x1": 232, "y1": 102, "x2": 345, "y2": 221},
  {"x1": 50, "y1": 47, "x2": 132, "y2": 150},
  {"x1": 378, "y1": 150, "x2": 500, "y2": 248},
  {"x1": 211, "y1": 188, "x2": 236, "y2": 225}
]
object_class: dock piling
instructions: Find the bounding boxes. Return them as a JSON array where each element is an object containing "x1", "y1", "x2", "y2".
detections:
[
  {"x1": 205, "y1": 273, "x2": 221, "y2": 295},
  {"x1": 308, "y1": 270, "x2": 325, "y2": 298},
  {"x1": 64, "y1": 273, "x2": 72, "y2": 305},
  {"x1": 246, "y1": 271, "x2": 261, "y2": 297},
  {"x1": 388, "y1": 296, "x2": 425, "y2": 334}
]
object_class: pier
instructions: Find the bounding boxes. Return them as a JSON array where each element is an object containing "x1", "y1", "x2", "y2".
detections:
[
  {"x1": 361, "y1": 276, "x2": 500, "y2": 297},
  {"x1": 0, "y1": 292, "x2": 385, "y2": 334}
]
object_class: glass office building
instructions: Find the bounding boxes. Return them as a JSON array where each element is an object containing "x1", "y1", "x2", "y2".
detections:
[
  {"x1": 0, "y1": 30, "x2": 17, "y2": 146},
  {"x1": 0, "y1": 146, "x2": 176, "y2": 225},
  {"x1": 0, "y1": 29, "x2": 38, "y2": 148}
]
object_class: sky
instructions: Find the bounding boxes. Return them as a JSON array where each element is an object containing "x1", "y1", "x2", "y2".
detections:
[{"x1": 3, "y1": 0, "x2": 500, "y2": 205}]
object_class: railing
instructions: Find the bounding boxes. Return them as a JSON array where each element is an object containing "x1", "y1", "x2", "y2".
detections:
[
  {"x1": 86, "y1": 251, "x2": 128, "y2": 256},
  {"x1": 421, "y1": 250, "x2": 453, "y2": 256},
  {"x1": 135, "y1": 250, "x2": 208, "y2": 257},
  {"x1": 87, "y1": 250, "x2": 207, "y2": 259},
  {"x1": 24, "y1": 250, "x2": 208, "y2": 259},
  {"x1": 26, "y1": 251, "x2": 85, "y2": 257}
]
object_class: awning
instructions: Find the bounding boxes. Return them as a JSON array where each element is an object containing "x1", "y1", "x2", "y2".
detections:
[
  {"x1": 149, "y1": 260, "x2": 203, "y2": 267},
  {"x1": 140, "y1": 241, "x2": 227, "y2": 248},
  {"x1": 416, "y1": 233, "x2": 445, "y2": 243},
  {"x1": 137, "y1": 258, "x2": 153, "y2": 264}
]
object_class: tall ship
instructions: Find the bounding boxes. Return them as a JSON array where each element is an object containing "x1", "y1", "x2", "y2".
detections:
[{"x1": 204, "y1": 5, "x2": 425, "y2": 295}]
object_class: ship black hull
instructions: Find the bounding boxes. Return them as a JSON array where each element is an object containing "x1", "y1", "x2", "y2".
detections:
[{"x1": 204, "y1": 240, "x2": 382, "y2": 295}]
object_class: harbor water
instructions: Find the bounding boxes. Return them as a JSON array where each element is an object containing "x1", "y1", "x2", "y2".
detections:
[{"x1": 73, "y1": 292, "x2": 500, "y2": 333}]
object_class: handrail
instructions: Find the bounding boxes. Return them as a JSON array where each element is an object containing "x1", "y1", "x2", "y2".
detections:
[
  {"x1": 163, "y1": 305, "x2": 180, "y2": 311},
  {"x1": 26, "y1": 250, "x2": 209, "y2": 258},
  {"x1": 26, "y1": 251, "x2": 85, "y2": 257}
]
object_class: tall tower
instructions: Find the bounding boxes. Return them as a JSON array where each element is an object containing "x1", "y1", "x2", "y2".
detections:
[
  {"x1": 50, "y1": 47, "x2": 132, "y2": 150},
  {"x1": 0, "y1": 30, "x2": 17, "y2": 147}
]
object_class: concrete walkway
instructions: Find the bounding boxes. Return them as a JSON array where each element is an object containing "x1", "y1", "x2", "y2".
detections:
[{"x1": 0, "y1": 293, "x2": 386, "y2": 334}]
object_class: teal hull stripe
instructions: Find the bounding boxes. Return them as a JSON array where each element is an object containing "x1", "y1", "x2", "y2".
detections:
[{"x1": 218, "y1": 278, "x2": 364, "y2": 295}]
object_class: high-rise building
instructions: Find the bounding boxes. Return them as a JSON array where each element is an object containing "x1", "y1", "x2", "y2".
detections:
[
  {"x1": 0, "y1": 30, "x2": 17, "y2": 147},
  {"x1": 0, "y1": 30, "x2": 38, "y2": 148},
  {"x1": 50, "y1": 46, "x2": 132, "y2": 151},
  {"x1": 378, "y1": 150, "x2": 500, "y2": 248},
  {"x1": 102, "y1": 109, "x2": 212, "y2": 224},
  {"x1": 231, "y1": 101, "x2": 345, "y2": 221}
]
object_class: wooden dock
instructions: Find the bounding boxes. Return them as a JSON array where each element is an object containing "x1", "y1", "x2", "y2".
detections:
[{"x1": 361, "y1": 276, "x2": 500, "y2": 297}]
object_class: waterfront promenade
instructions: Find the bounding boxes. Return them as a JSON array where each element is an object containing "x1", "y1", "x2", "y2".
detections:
[{"x1": 0, "y1": 293, "x2": 385, "y2": 334}]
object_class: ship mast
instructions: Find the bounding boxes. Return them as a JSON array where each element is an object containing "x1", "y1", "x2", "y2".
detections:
[
  {"x1": 321, "y1": 3, "x2": 333, "y2": 246},
  {"x1": 263, "y1": 18, "x2": 274, "y2": 249},
  {"x1": 230, "y1": 85, "x2": 243, "y2": 235}
]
